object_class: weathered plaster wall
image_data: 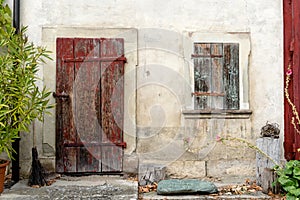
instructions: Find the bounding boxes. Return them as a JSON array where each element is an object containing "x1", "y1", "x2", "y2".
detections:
[{"x1": 14, "y1": 0, "x2": 283, "y2": 179}]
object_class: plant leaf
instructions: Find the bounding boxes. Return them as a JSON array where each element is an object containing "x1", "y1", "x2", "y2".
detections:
[
  {"x1": 294, "y1": 167, "x2": 300, "y2": 176},
  {"x1": 286, "y1": 193, "x2": 297, "y2": 200},
  {"x1": 290, "y1": 188, "x2": 300, "y2": 197}
]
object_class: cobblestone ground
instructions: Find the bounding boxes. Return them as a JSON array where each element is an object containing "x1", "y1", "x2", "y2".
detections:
[{"x1": 0, "y1": 176, "x2": 138, "y2": 200}]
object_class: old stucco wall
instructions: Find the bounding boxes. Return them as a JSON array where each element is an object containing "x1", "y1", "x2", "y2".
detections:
[{"x1": 13, "y1": 0, "x2": 283, "y2": 180}]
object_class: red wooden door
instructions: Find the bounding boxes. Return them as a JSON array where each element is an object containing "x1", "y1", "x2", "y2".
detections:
[
  {"x1": 284, "y1": 0, "x2": 300, "y2": 160},
  {"x1": 55, "y1": 38, "x2": 126, "y2": 173}
]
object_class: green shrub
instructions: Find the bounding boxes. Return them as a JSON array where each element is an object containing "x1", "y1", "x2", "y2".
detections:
[
  {"x1": 275, "y1": 160, "x2": 300, "y2": 200},
  {"x1": 0, "y1": 0, "x2": 52, "y2": 159}
]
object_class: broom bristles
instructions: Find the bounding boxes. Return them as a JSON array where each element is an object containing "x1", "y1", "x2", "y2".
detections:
[{"x1": 28, "y1": 147, "x2": 47, "y2": 186}]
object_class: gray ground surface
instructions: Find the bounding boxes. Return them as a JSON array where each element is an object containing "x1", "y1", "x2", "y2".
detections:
[
  {"x1": 0, "y1": 175, "x2": 274, "y2": 200},
  {"x1": 0, "y1": 175, "x2": 138, "y2": 200}
]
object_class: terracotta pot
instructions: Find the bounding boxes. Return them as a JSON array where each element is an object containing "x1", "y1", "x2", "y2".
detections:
[{"x1": 0, "y1": 160, "x2": 9, "y2": 193}]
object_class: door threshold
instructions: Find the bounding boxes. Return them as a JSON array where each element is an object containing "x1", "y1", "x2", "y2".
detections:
[{"x1": 59, "y1": 172, "x2": 124, "y2": 177}]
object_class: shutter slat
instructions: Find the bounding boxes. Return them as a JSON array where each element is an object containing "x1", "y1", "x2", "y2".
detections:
[
  {"x1": 194, "y1": 57, "x2": 211, "y2": 109},
  {"x1": 211, "y1": 43, "x2": 224, "y2": 109},
  {"x1": 223, "y1": 43, "x2": 239, "y2": 110}
]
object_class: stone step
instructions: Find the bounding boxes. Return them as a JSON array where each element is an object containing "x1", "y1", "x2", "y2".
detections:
[{"x1": 141, "y1": 192, "x2": 272, "y2": 200}]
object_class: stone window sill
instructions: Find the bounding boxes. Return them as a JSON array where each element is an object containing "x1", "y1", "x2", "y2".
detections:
[{"x1": 182, "y1": 109, "x2": 252, "y2": 119}]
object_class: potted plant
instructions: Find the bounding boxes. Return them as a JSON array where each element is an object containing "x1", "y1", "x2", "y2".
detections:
[{"x1": 0, "y1": 0, "x2": 52, "y2": 193}]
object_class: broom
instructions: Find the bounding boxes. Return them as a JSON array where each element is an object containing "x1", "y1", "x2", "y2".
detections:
[
  {"x1": 28, "y1": 147, "x2": 47, "y2": 187},
  {"x1": 28, "y1": 120, "x2": 47, "y2": 187}
]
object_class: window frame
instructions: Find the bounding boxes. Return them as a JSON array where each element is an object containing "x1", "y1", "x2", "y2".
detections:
[{"x1": 183, "y1": 32, "x2": 251, "y2": 116}]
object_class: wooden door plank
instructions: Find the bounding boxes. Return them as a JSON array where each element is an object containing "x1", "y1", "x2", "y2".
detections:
[
  {"x1": 101, "y1": 61, "x2": 124, "y2": 144},
  {"x1": 102, "y1": 146, "x2": 122, "y2": 172},
  {"x1": 64, "y1": 147, "x2": 77, "y2": 172},
  {"x1": 58, "y1": 38, "x2": 76, "y2": 145},
  {"x1": 100, "y1": 61, "x2": 112, "y2": 144},
  {"x1": 77, "y1": 147, "x2": 100, "y2": 172},
  {"x1": 56, "y1": 38, "x2": 76, "y2": 172},
  {"x1": 110, "y1": 61, "x2": 124, "y2": 144},
  {"x1": 100, "y1": 39, "x2": 124, "y2": 144},
  {"x1": 101, "y1": 38, "x2": 124, "y2": 58},
  {"x1": 74, "y1": 38, "x2": 101, "y2": 172},
  {"x1": 100, "y1": 38, "x2": 124, "y2": 172},
  {"x1": 74, "y1": 38, "x2": 101, "y2": 144}
]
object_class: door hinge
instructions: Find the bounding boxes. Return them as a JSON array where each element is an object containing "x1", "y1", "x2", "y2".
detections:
[
  {"x1": 116, "y1": 142, "x2": 127, "y2": 148},
  {"x1": 53, "y1": 91, "x2": 69, "y2": 99}
]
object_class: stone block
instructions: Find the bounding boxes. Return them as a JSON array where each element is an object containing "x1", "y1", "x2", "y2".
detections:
[
  {"x1": 40, "y1": 157, "x2": 55, "y2": 173},
  {"x1": 123, "y1": 154, "x2": 139, "y2": 175},
  {"x1": 206, "y1": 159, "x2": 256, "y2": 178},
  {"x1": 256, "y1": 137, "x2": 281, "y2": 193},
  {"x1": 137, "y1": 127, "x2": 186, "y2": 162},
  {"x1": 157, "y1": 179, "x2": 218, "y2": 195},
  {"x1": 167, "y1": 161, "x2": 206, "y2": 179}
]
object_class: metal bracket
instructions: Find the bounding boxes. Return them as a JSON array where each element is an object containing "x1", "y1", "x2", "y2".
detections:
[
  {"x1": 116, "y1": 142, "x2": 127, "y2": 148},
  {"x1": 53, "y1": 92, "x2": 69, "y2": 99}
]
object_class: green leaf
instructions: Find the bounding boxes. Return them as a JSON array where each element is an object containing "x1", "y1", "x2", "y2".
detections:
[
  {"x1": 286, "y1": 160, "x2": 296, "y2": 169},
  {"x1": 294, "y1": 167, "x2": 300, "y2": 176},
  {"x1": 278, "y1": 175, "x2": 296, "y2": 186},
  {"x1": 284, "y1": 185, "x2": 297, "y2": 192},
  {"x1": 285, "y1": 168, "x2": 294, "y2": 175},
  {"x1": 287, "y1": 193, "x2": 297, "y2": 200},
  {"x1": 290, "y1": 188, "x2": 300, "y2": 197}
]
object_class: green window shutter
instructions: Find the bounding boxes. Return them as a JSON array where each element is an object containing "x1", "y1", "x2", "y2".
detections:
[
  {"x1": 223, "y1": 43, "x2": 239, "y2": 110},
  {"x1": 193, "y1": 43, "x2": 239, "y2": 110},
  {"x1": 211, "y1": 43, "x2": 224, "y2": 109},
  {"x1": 193, "y1": 44, "x2": 211, "y2": 109}
]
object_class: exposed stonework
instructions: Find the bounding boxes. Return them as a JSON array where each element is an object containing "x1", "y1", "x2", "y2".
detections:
[{"x1": 167, "y1": 161, "x2": 206, "y2": 179}]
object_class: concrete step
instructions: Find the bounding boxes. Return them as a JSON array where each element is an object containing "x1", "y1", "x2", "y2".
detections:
[{"x1": 140, "y1": 192, "x2": 272, "y2": 200}]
